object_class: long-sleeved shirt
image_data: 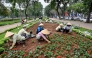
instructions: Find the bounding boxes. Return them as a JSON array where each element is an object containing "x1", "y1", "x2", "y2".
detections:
[
  {"x1": 56, "y1": 26, "x2": 63, "y2": 31},
  {"x1": 36, "y1": 32, "x2": 46, "y2": 40},
  {"x1": 18, "y1": 29, "x2": 29, "y2": 36},
  {"x1": 36, "y1": 26, "x2": 44, "y2": 34},
  {"x1": 63, "y1": 25, "x2": 72, "y2": 32},
  {"x1": 10, "y1": 34, "x2": 26, "y2": 44}
]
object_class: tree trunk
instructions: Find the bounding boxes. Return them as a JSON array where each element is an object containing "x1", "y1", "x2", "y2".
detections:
[
  {"x1": 63, "y1": 3, "x2": 67, "y2": 19},
  {"x1": 56, "y1": 2, "x2": 61, "y2": 19},
  {"x1": 86, "y1": 6, "x2": 91, "y2": 23},
  {"x1": 19, "y1": 5, "x2": 22, "y2": 22},
  {"x1": 25, "y1": 2, "x2": 29, "y2": 19},
  {"x1": 25, "y1": 9, "x2": 27, "y2": 19},
  {"x1": 56, "y1": 8, "x2": 60, "y2": 19}
]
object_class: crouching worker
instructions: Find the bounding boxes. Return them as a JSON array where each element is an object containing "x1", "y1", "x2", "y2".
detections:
[
  {"x1": 36, "y1": 29, "x2": 51, "y2": 43},
  {"x1": 18, "y1": 25, "x2": 35, "y2": 39},
  {"x1": 63, "y1": 22, "x2": 72, "y2": 33},
  {"x1": 5, "y1": 31, "x2": 26, "y2": 49},
  {"x1": 56, "y1": 23, "x2": 63, "y2": 32},
  {"x1": 36, "y1": 23, "x2": 44, "y2": 34}
]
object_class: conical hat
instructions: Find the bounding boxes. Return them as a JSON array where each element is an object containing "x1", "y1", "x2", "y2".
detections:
[
  {"x1": 67, "y1": 22, "x2": 72, "y2": 25},
  {"x1": 41, "y1": 29, "x2": 50, "y2": 35},
  {"x1": 39, "y1": 23, "x2": 44, "y2": 26},
  {"x1": 5, "y1": 31, "x2": 14, "y2": 38}
]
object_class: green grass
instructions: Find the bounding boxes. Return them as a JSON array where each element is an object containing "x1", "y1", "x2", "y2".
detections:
[
  {"x1": 0, "y1": 19, "x2": 20, "y2": 26},
  {"x1": 79, "y1": 27, "x2": 92, "y2": 33}
]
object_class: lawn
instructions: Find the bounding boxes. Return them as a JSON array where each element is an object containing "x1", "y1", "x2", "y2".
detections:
[{"x1": 0, "y1": 19, "x2": 20, "y2": 26}]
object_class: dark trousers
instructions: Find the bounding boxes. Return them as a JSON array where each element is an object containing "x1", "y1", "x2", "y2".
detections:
[
  {"x1": 21, "y1": 33, "x2": 27, "y2": 38},
  {"x1": 63, "y1": 29, "x2": 69, "y2": 33},
  {"x1": 57, "y1": 28, "x2": 63, "y2": 32},
  {"x1": 21, "y1": 31, "x2": 33, "y2": 39},
  {"x1": 56, "y1": 29, "x2": 61, "y2": 32}
]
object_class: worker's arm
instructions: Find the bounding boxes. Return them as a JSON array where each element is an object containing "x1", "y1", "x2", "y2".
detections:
[
  {"x1": 10, "y1": 35, "x2": 17, "y2": 49},
  {"x1": 23, "y1": 29, "x2": 30, "y2": 35},
  {"x1": 40, "y1": 33, "x2": 51, "y2": 43},
  {"x1": 10, "y1": 42, "x2": 16, "y2": 49}
]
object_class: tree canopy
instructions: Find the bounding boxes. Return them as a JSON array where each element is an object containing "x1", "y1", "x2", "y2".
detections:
[{"x1": 0, "y1": 2, "x2": 9, "y2": 16}]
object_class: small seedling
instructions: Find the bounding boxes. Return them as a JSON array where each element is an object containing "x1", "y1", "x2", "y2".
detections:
[{"x1": 32, "y1": 40, "x2": 35, "y2": 43}]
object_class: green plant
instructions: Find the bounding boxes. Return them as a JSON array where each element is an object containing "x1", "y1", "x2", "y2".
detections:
[
  {"x1": 0, "y1": 47, "x2": 5, "y2": 54},
  {"x1": 19, "y1": 50, "x2": 24, "y2": 56},
  {"x1": 28, "y1": 51, "x2": 33, "y2": 57},
  {"x1": 44, "y1": 51, "x2": 54, "y2": 58},
  {"x1": 32, "y1": 40, "x2": 35, "y2": 43},
  {"x1": 0, "y1": 41, "x2": 4, "y2": 47},
  {"x1": 48, "y1": 44, "x2": 57, "y2": 51},
  {"x1": 66, "y1": 45, "x2": 71, "y2": 51}
]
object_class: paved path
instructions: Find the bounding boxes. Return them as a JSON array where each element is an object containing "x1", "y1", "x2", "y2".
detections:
[
  {"x1": 51, "y1": 18, "x2": 92, "y2": 30},
  {"x1": 0, "y1": 20, "x2": 32, "y2": 33},
  {"x1": 0, "y1": 23, "x2": 21, "y2": 33}
]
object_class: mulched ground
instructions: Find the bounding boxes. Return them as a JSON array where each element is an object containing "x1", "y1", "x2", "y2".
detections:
[{"x1": 4, "y1": 22, "x2": 76, "y2": 53}]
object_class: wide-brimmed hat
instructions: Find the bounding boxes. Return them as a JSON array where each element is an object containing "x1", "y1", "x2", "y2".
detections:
[
  {"x1": 41, "y1": 29, "x2": 50, "y2": 35},
  {"x1": 39, "y1": 23, "x2": 44, "y2": 26},
  {"x1": 5, "y1": 31, "x2": 14, "y2": 38},
  {"x1": 67, "y1": 22, "x2": 72, "y2": 25},
  {"x1": 59, "y1": 23, "x2": 63, "y2": 26}
]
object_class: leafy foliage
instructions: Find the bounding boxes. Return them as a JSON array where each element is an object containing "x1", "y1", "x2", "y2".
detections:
[
  {"x1": 68, "y1": 2, "x2": 84, "y2": 13},
  {"x1": 0, "y1": 2, "x2": 9, "y2": 16},
  {"x1": 44, "y1": 5, "x2": 52, "y2": 17}
]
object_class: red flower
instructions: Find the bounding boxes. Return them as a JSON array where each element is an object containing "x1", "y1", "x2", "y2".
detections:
[
  {"x1": 13, "y1": 48, "x2": 17, "y2": 50},
  {"x1": 56, "y1": 55, "x2": 62, "y2": 58},
  {"x1": 24, "y1": 53, "x2": 27, "y2": 56}
]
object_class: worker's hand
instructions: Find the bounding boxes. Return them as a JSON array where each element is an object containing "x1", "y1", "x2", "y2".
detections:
[
  {"x1": 10, "y1": 47, "x2": 13, "y2": 49},
  {"x1": 48, "y1": 41, "x2": 51, "y2": 43}
]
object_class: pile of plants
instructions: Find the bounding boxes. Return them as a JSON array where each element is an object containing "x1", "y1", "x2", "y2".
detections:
[
  {"x1": 73, "y1": 26, "x2": 92, "y2": 39},
  {"x1": 1, "y1": 33, "x2": 92, "y2": 58}
]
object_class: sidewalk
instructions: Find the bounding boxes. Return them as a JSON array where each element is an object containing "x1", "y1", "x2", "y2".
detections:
[
  {"x1": 51, "y1": 18, "x2": 92, "y2": 30},
  {"x1": 0, "y1": 20, "x2": 32, "y2": 33},
  {"x1": 0, "y1": 23, "x2": 21, "y2": 33}
]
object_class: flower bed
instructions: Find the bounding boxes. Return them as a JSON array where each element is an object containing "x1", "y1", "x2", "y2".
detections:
[
  {"x1": 1, "y1": 33, "x2": 92, "y2": 58},
  {"x1": 0, "y1": 22, "x2": 92, "y2": 58}
]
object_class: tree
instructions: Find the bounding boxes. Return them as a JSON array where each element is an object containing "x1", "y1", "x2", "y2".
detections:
[
  {"x1": 16, "y1": 0, "x2": 25, "y2": 21},
  {"x1": 44, "y1": 5, "x2": 52, "y2": 17},
  {"x1": 34, "y1": 2, "x2": 43, "y2": 17},
  {"x1": 22, "y1": 0, "x2": 30, "y2": 19},
  {"x1": 83, "y1": 0, "x2": 92, "y2": 23},
  {"x1": 50, "y1": 0, "x2": 62, "y2": 19},
  {"x1": 67, "y1": 2, "x2": 84, "y2": 13},
  {"x1": 27, "y1": 1, "x2": 43, "y2": 18},
  {"x1": 7, "y1": 0, "x2": 17, "y2": 19},
  {"x1": 44, "y1": 0, "x2": 69, "y2": 19},
  {"x1": 0, "y1": 1, "x2": 9, "y2": 16}
]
